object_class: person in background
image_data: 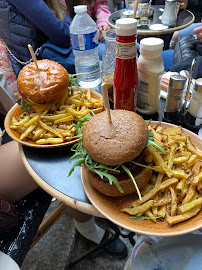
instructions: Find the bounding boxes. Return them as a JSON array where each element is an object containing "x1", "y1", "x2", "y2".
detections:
[
  {"x1": 162, "y1": 25, "x2": 202, "y2": 72},
  {"x1": 108, "y1": 0, "x2": 124, "y2": 13},
  {"x1": 0, "y1": 0, "x2": 74, "y2": 76},
  {"x1": 64, "y1": 0, "x2": 111, "y2": 58},
  {"x1": 0, "y1": 0, "x2": 127, "y2": 257},
  {"x1": 65, "y1": 0, "x2": 111, "y2": 42},
  {"x1": 169, "y1": 0, "x2": 202, "y2": 49}
]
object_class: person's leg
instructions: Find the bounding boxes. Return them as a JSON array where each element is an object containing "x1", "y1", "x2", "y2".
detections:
[
  {"x1": 67, "y1": 206, "x2": 105, "y2": 244},
  {"x1": 170, "y1": 31, "x2": 179, "y2": 49},
  {"x1": 0, "y1": 140, "x2": 38, "y2": 203},
  {"x1": 66, "y1": 206, "x2": 128, "y2": 257},
  {"x1": 170, "y1": 23, "x2": 202, "y2": 49},
  {"x1": 161, "y1": 49, "x2": 174, "y2": 71},
  {"x1": 178, "y1": 22, "x2": 202, "y2": 39}
]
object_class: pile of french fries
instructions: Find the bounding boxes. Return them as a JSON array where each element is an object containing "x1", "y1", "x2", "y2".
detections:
[
  {"x1": 10, "y1": 89, "x2": 103, "y2": 145},
  {"x1": 122, "y1": 124, "x2": 202, "y2": 226}
]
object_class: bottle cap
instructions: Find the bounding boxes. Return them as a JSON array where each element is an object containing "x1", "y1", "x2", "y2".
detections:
[
  {"x1": 195, "y1": 78, "x2": 202, "y2": 93},
  {"x1": 169, "y1": 75, "x2": 187, "y2": 89},
  {"x1": 140, "y1": 37, "x2": 164, "y2": 51},
  {"x1": 74, "y1": 5, "x2": 87, "y2": 13},
  {"x1": 115, "y1": 18, "x2": 137, "y2": 36}
]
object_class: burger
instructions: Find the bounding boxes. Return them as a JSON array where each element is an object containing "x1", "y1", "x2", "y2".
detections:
[
  {"x1": 69, "y1": 109, "x2": 156, "y2": 198},
  {"x1": 17, "y1": 59, "x2": 69, "y2": 106}
]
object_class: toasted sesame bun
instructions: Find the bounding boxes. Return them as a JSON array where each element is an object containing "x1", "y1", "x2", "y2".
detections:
[
  {"x1": 82, "y1": 110, "x2": 149, "y2": 166},
  {"x1": 17, "y1": 59, "x2": 69, "y2": 104}
]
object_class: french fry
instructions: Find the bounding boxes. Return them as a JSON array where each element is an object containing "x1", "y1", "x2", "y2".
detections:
[
  {"x1": 187, "y1": 137, "x2": 202, "y2": 159},
  {"x1": 152, "y1": 197, "x2": 171, "y2": 207},
  {"x1": 162, "y1": 126, "x2": 182, "y2": 136},
  {"x1": 122, "y1": 200, "x2": 154, "y2": 216},
  {"x1": 167, "y1": 206, "x2": 201, "y2": 225},
  {"x1": 24, "y1": 115, "x2": 40, "y2": 127},
  {"x1": 10, "y1": 88, "x2": 104, "y2": 145},
  {"x1": 20, "y1": 124, "x2": 37, "y2": 140},
  {"x1": 158, "y1": 205, "x2": 166, "y2": 218},
  {"x1": 176, "y1": 178, "x2": 186, "y2": 193},
  {"x1": 145, "y1": 210, "x2": 157, "y2": 223},
  {"x1": 186, "y1": 155, "x2": 197, "y2": 167},
  {"x1": 192, "y1": 161, "x2": 202, "y2": 175},
  {"x1": 36, "y1": 138, "x2": 64, "y2": 144},
  {"x1": 173, "y1": 156, "x2": 189, "y2": 164},
  {"x1": 39, "y1": 120, "x2": 63, "y2": 138},
  {"x1": 178, "y1": 197, "x2": 202, "y2": 214},
  {"x1": 191, "y1": 172, "x2": 202, "y2": 187},
  {"x1": 169, "y1": 186, "x2": 177, "y2": 216},
  {"x1": 147, "y1": 145, "x2": 173, "y2": 177},
  {"x1": 132, "y1": 178, "x2": 178, "y2": 207},
  {"x1": 197, "y1": 181, "x2": 202, "y2": 193},
  {"x1": 182, "y1": 185, "x2": 197, "y2": 205},
  {"x1": 141, "y1": 183, "x2": 154, "y2": 196}
]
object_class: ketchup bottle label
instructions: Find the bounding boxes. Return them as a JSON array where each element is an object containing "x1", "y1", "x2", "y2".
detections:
[{"x1": 116, "y1": 42, "x2": 137, "y2": 59}]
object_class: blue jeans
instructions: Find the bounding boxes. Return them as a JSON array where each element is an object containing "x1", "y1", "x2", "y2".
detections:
[
  {"x1": 125, "y1": 233, "x2": 202, "y2": 270},
  {"x1": 178, "y1": 22, "x2": 202, "y2": 39}
]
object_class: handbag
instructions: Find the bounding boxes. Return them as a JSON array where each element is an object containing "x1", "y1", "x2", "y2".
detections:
[
  {"x1": 40, "y1": 40, "x2": 76, "y2": 74},
  {"x1": 0, "y1": 200, "x2": 19, "y2": 234}
]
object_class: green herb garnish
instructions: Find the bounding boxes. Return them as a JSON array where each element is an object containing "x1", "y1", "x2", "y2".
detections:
[
  {"x1": 70, "y1": 113, "x2": 93, "y2": 139},
  {"x1": 68, "y1": 139, "x2": 123, "y2": 193},
  {"x1": 131, "y1": 160, "x2": 161, "y2": 172},
  {"x1": 27, "y1": 98, "x2": 42, "y2": 105},
  {"x1": 68, "y1": 73, "x2": 90, "y2": 95},
  {"x1": 146, "y1": 128, "x2": 165, "y2": 154},
  {"x1": 20, "y1": 99, "x2": 33, "y2": 112},
  {"x1": 129, "y1": 216, "x2": 163, "y2": 221},
  {"x1": 121, "y1": 164, "x2": 142, "y2": 200}
]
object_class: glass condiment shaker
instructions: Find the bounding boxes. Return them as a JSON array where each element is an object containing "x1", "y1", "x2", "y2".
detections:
[
  {"x1": 184, "y1": 78, "x2": 202, "y2": 129},
  {"x1": 161, "y1": 0, "x2": 178, "y2": 26},
  {"x1": 101, "y1": 29, "x2": 116, "y2": 102},
  {"x1": 164, "y1": 75, "x2": 186, "y2": 123}
]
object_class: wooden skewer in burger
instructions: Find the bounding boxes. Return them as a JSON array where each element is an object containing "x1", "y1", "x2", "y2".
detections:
[{"x1": 69, "y1": 84, "x2": 164, "y2": 199}]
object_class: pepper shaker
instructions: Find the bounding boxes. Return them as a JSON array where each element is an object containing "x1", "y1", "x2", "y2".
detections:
[
  {"x1": 184, "y1": 78, "x2": 202, "y2": 130},
  {"x1": 164, "y1": 75, "x2": 186, "y2": 123}
]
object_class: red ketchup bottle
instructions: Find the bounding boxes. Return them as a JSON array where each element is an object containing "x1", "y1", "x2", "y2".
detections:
[{"x1": 113, "y1": 18, "x2": 138, "y2": 111}]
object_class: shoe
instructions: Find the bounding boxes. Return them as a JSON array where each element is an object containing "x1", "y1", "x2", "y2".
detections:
[
  {"x1": 101, "y1": 230, "x2": 128, "y2": 258},
  {"x1": 77, "y1": 229, "x2": 128, "y2": 258}
]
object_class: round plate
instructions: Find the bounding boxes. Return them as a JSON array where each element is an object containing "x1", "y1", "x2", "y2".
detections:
[
  {"x1": 149, "y1": 24, "x2": 169, "y2": 30},
  {"x1": 4, "y1": 89, "x2": 102, "y2": 148},
  {"x1": 81, "y1": 121, "x2": 202, "y2": 236}
]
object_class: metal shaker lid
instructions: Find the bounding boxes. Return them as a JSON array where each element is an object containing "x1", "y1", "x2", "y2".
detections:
[
  {"x1": 169, "y1": 75, "x2": 187, "y2": 89},
  {"x1": 195, "y1": 78, "x2": 202, "y2": 93}
]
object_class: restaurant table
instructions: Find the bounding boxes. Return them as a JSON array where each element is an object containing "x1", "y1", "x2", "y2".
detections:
[
  {"x1": 19, "y1": 98, "x2": 167, "y2": 218},
  {"x1": 108, "y1": 5, "x2": 195, "y2": 49}
]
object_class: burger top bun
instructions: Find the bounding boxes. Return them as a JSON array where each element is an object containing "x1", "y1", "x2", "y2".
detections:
[
  {"x1": 83, "y1": 110, "x2": 149, "y2": 166},
  {"x1": 17, "y1": 59, "x2": 69, "y2": 104}
]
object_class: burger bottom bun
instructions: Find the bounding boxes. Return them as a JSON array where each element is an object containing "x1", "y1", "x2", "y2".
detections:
[{"x1": 84, "y1": 164, "x2": 153, "y2": 197}]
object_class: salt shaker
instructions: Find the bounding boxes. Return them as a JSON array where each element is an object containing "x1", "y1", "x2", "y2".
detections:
[
  {"x1": 184, "y1": 78, "x2": 202, "y2": 129},
  {"x1": 164, "y1": 75, "x2": 186, "y2": 123}
]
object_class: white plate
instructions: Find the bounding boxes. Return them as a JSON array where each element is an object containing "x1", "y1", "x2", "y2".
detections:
[{"x1": 149, "y1": 24, "x2": 168, "y2": 30}]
